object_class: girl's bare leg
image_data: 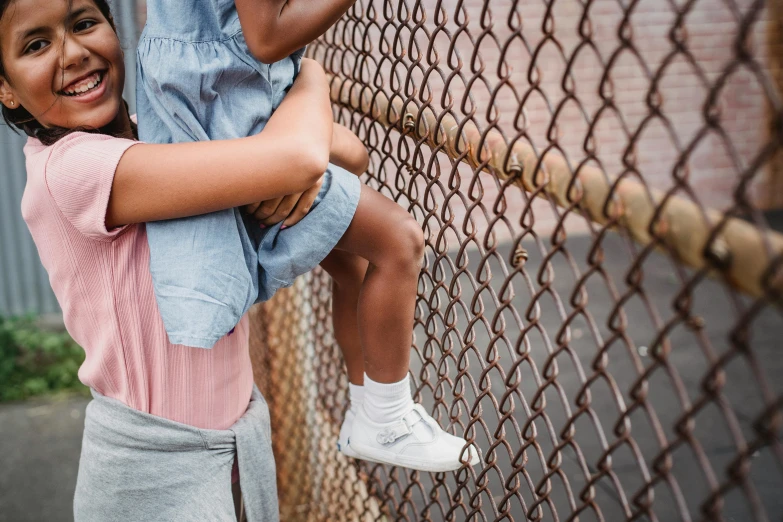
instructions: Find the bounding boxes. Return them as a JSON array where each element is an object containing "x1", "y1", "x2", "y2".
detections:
[
  {"x1": 333, "y1": 184, "x2": 424, "y2": 384},
  {"x1": 329, "y1": 185, "x2": 479, "y2": 472},
  {"x1": 319, "y1": 251, "x2": 368, "y2": 386}
]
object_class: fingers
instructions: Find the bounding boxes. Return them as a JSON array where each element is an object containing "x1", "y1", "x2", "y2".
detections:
[
  {"x1": 247, "y1": 175, "x2": 323, "y2": 228},
  {"x1": 250, "y1": 197, "x2": 283, "y2": 224},
  {"x1": 283, "y1": 176, "x2": 324, "y2": 227},
  {"x1": 260, "y1": 192, "x2": 300, "y2": 226}
]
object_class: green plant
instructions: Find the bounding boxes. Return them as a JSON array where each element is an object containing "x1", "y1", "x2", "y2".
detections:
[{"x1": 0, "y1": 315, "x2": 87, "y2": 401}]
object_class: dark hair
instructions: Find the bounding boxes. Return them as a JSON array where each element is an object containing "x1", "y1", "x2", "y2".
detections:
[{"x1": 0, "y1": 0, "x2": 136, "y2": 145}]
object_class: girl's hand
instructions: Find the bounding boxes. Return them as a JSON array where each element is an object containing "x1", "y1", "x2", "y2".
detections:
[
  {"x1": 244, "y1": 60, "x2": 332, "y2": 227},
  {"x1": 245, "y1": 176, "x2": 324, "y2": 227}
]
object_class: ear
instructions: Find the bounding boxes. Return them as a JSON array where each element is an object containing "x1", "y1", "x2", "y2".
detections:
[{"x1": 0, "y1": 76, "x2": 18, "y2": 110}]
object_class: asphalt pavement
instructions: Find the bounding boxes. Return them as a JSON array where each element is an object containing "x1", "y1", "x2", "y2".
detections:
[
  {"x1": 0, "y1": 395, "x2": 89, "y2": 522},
  {"x1": 396, "y1": 232, "x2": 783, "y2": 521},
  {"x1": 0, "y1": 231, "x2": 781, "y2": 522}
]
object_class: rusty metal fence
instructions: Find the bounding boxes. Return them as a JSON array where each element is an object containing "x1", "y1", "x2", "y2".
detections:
[{"x1": 249, "y1": 0, "x2": 783, "y2": 520}]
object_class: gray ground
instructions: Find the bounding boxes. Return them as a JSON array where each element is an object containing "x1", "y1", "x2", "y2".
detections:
[
  {"x1": 1, "y1": 232, "x2": 781, "y2": 522},
  {"x1": 0, "y1": 395, "x2": 89, "y2": 522},
  {"x1": 385, "y1": 232, "x2": 783, "y2": 522}
]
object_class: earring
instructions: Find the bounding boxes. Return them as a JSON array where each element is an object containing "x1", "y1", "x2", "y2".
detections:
[{"x1": 9, "y1": 101, "x2": 13, "y2": 107}]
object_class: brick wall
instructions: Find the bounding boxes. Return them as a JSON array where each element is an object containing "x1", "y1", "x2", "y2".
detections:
[
  {"x1": 131, "y1": 0, "x2": 776, "y2": 239},
  {"x1": 402, "y1": 0, "x2": 774, "y2": 237}
]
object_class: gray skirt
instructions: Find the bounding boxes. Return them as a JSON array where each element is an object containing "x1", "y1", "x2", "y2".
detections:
[{"x1": 73, "y1": 386, "x2": 277, "y2": 522}]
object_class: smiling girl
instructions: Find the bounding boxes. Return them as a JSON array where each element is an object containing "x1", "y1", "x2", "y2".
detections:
[{"x1": 0, "y1": 0, "x2": 335, "y2": 519}]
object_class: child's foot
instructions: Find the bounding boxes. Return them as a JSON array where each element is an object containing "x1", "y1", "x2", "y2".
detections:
[
  {"x1": 338, "y1": 409, "x2": 382, "y2": 463},
  {"x1": 349, "y1": 404, "x2": 480, "y2": 472}
]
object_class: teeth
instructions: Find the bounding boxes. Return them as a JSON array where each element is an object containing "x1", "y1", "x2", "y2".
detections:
[{"x1": 63, "y1": 73, "x2": 102, "y2": 96}]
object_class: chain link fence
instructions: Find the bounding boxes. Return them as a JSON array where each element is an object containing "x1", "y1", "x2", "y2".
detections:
[{"x1": 248, "y1": 0, "x2": 783, "y2": 520}]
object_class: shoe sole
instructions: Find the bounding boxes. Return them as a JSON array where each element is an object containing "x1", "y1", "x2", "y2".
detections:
[
  {"x1": 338, "y1": 440, "x2": 382, "y2": 463},
  {"x1": 337, "y1": 441, "x2": 359, "y2": 459},
  {"x1": 349, "y1": 442, "x2": 480, "y2": 472}
]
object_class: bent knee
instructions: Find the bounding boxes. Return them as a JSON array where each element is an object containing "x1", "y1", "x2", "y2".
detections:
[
  {"x1": 334, "y1": 257, "x2": 368, "y2": 289},
  {"x1": 323, "y1": 252, "x2": 367, "y2": 290},
  {"x1": 390, "y1": 216, "x2": 425, "y2": 272}
]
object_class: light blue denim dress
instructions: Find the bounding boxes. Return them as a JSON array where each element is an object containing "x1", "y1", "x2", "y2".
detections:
[{"x1": 136, "y1": 0, "x2": 361, "y2": 348}]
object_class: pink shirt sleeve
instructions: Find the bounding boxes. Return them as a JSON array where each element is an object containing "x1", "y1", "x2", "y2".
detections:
[{"x1": 45, "y1": 132, "x2": 138, "y2": 242}]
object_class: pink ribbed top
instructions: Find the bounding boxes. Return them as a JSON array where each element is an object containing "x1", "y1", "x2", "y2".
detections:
[{"x1": 21, "y1": 132, "x2": 254, "y2": 430}]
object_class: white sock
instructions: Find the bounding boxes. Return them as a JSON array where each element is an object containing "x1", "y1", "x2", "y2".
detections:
[
  {"x1": 348, "y1": 383, "x2": 364, "y2": 414},
  {"x1": 363, "y1": 374, "x2": 414, "y2": 424}
]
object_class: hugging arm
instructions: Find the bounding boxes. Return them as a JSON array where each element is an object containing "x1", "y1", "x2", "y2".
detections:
[
  {"x1": 236, "y1": 0, "x2": 356, "y2": 63},
  {"x1": 106, "y1": 59, "x2": 332, "y2": 228},
  {"x1": 245, "y1": 124, "x2": 368, "y2": 228}
]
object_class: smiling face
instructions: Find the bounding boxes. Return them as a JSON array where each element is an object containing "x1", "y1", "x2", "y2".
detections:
[{"x1": 0, "y1": 0, "x2": 127, "y2": 132}]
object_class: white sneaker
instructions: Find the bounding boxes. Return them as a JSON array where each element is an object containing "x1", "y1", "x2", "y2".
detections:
[
  {"x1": 337, "y1": 408, "x2": 360, "y2": 458},
  {"x1": 349, "y1": 404, "x2": 481, "y2": 472}
]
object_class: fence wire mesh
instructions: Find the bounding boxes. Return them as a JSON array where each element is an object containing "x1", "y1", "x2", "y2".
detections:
[{"x1": 249, "y1": 0, "x2": 783, "y2": 520}]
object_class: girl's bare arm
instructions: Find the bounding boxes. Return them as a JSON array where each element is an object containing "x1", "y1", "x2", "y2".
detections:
[
  {"x1": 106, "y1": 59, "x2": 333, "y2": 228},
  {"x1": 236, "y1": 0, "x2": 355, "y2": 63},
  {"x1": 330, "y1": 123, "x2": 369, "y2": 175},
  {"x1": 243, "y1": 123, "x2": 368, "y2": 228}
]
